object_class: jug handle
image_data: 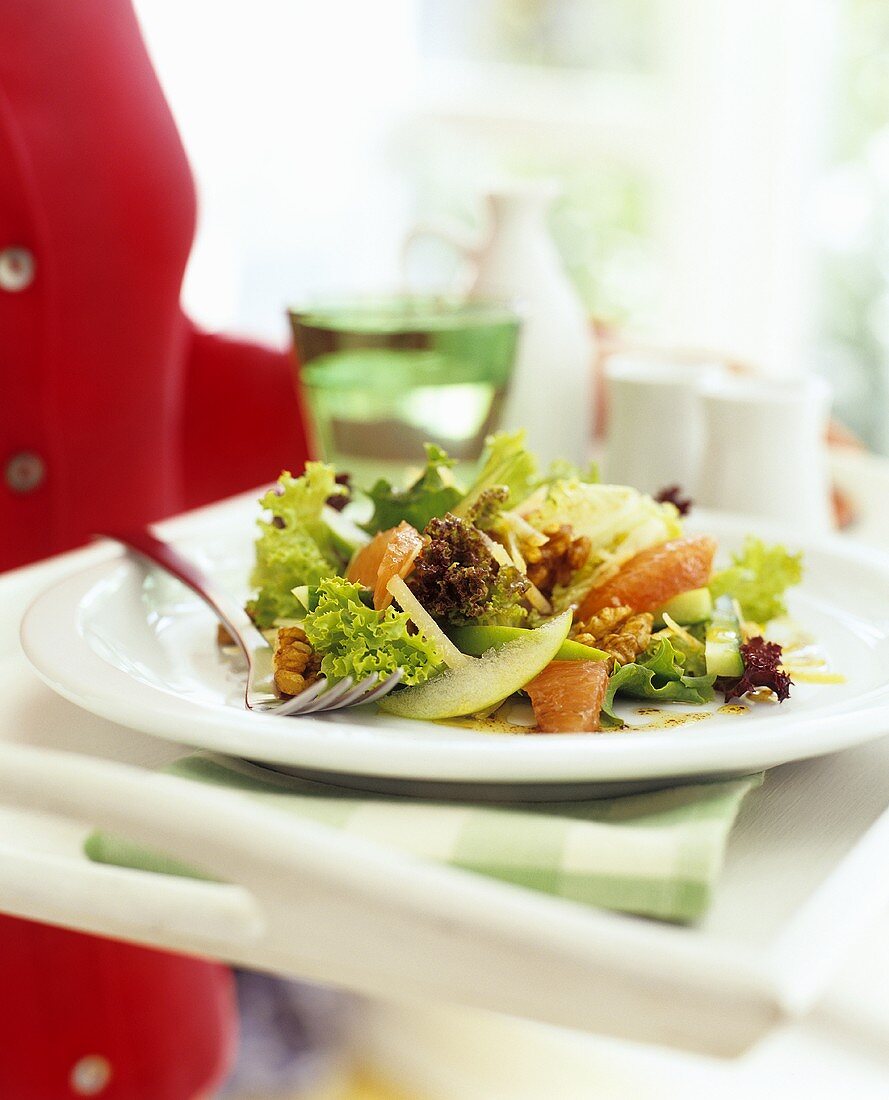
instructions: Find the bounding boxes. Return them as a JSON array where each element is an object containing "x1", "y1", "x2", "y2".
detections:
[{"x1": 401, "y1": 223, "x2": 481, "y2": 296}]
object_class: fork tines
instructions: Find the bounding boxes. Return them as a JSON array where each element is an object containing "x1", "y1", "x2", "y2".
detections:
[{"x1": 273, "y1": 669, "x2": 403, "y2": 716}]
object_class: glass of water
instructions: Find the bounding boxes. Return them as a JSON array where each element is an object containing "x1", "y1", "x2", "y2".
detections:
[{"x1": 289, "y1": 296, "x2": 521, "y2": 482}]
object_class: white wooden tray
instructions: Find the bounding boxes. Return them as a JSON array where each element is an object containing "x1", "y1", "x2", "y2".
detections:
[{"x1": 1, "y1": 468, "x2": 889, "y2": 1064}]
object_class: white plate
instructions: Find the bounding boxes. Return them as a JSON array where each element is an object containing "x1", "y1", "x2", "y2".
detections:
[{"x1": 20, "y1": 507, "x2": 889, "y2": 796}]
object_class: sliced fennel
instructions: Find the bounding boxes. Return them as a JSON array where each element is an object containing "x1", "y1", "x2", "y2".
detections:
[
  {"x1": 705, "y1": 596, "x2": 744, "y2": 678},
  {"x1": 519, "y1": 481, "x2": 682, "y2": 613},
  {"x1": 387, "y1": 575, "x2": 469, "y2": 669}
]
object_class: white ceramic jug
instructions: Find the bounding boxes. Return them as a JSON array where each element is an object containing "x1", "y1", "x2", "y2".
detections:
[{"x1": 405, "y1": 182, "x2": 595, "y2": 467}]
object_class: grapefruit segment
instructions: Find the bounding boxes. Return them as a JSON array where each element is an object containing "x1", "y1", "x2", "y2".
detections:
[
  {"x1": 346, "y1": 529, "x2": 390, "y2": 587},
  {"x1": 373, "y1": 522, "x2": 424, "y2": 610},
  {"x1": 577, "y1": 536, "x2": 716, "y2": 621},
  {"x1": 346, "y1": 522, "x2": 424, "y2": 610},
  {"x1": 525, "y1": 659, "x2": 610, "y2": 733}
]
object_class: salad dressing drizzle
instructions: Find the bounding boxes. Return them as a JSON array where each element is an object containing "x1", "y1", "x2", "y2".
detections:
[
  {"x1": 778, "y1": 643, "x2": 845, "y2": 684},
  {"x1": 439, "y1": 698, "x2": 761, "y2": 734},
  {"x1": 625, "y1": 709, "x2": 714, "y2": 731},
  {"x1": 442, "y1": 717, "x2": 533, "y2": 735},
  {"x1": 766, "y1": 621, "x2": 845, "y2": 684}
]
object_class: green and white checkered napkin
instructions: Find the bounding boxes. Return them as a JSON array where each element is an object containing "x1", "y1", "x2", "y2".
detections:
[{"x1": 85, "y1": 755, "x2": 761, "y2": 924}]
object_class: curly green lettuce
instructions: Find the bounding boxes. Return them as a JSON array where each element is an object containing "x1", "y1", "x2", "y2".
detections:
[
  {"x1": 302, "y1": 576, "x2": 443, "y2": 685},
  {"x1": 455, "y1": 430, "x2": 538, "y2": 518},
  {"x1": 363, "y1": 443, "x2": 464, "y2": 535},
  {"x1": 473, "y1": 577, "x2": 529, "y2": 627},
  {"x1": 602, "y1": 638, "x2": 716, "y2": 727},
  {"x1": 709, "y1": 537, "x2": 803, "y2": 624},
  {"x1": 248, "y1": 465, "x2": 348, "y2": 628}
]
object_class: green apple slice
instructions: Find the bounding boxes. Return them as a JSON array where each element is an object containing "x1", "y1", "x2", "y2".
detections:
[
  {"x1": 378, "y1": 610, "x2": 573, "y2": 720},
  {"x1": 448, "y1": 624, "x2": 609, "y2": 663}
]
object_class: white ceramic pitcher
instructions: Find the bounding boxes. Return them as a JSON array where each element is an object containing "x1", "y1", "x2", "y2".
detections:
[{"x1": 404, "y1": 181, "x2": 595, "y2": 467}]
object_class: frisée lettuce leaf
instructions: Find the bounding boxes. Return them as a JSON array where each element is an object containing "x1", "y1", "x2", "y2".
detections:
[
  {"x1": 302, "y1": 576, "x2": 444, "y2": 685},
  {"x1": 709, "y1": 537, "x2": 803, "y2": 624},
  {"x1": 248, "y1": 465, "x2": 348, "y2": 628}
]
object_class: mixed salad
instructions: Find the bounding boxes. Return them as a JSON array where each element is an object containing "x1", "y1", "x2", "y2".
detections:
[{"x1": 235, "y1": 431, "x2": 825, "y2": 733}]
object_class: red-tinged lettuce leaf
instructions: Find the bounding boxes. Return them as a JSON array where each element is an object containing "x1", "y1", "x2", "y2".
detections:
[
  {"x1": 655, "y1": 484, "x2": 693, "y2": 516},
  {"x1": 408, "y1": 513, "x2": 527, "y2": 627},
  {"x1": 717, "y1": 637, "x2": 792, "y2": 703}
]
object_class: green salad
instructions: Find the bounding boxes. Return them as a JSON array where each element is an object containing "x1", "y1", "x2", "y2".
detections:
[{"x1": 237, "y1": 431, "x2": 817, "y2": 733}]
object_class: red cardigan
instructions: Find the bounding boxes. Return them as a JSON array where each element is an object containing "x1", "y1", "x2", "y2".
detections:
[
  {"x1": 0, "y1": 5, "x2": 310, "y2": 1094},
  {"x1": 0, "y1": 0, "x2": 310, "y2": 572}
]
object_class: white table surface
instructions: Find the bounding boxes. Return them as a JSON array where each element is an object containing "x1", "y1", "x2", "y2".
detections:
[{"x1": 4, "y1": 450, "x2": 889, "y2": 1095}]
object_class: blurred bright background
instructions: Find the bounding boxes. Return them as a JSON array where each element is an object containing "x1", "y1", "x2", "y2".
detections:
[{"x1": 135, "y1": 0, "x2": 889, "y2": 452}]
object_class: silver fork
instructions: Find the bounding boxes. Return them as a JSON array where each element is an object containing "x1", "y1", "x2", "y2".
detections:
[{"x1": 100, "y1": 528, "x2": 403, "y2": 715}]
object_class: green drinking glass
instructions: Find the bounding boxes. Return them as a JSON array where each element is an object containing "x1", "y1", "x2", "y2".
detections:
[{"x1": 289, "y1": 296, "x2": 521, "y2": 482}]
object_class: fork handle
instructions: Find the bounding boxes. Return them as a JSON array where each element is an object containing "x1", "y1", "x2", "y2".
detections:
[{"x1": 98, "y1": 528, "x2": 262, "y2": 661}]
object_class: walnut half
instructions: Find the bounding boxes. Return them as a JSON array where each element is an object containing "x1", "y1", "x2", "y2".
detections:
[
  {"x1": 273, "y1": 626, "x2": 322, "y2": 697},
  {"x1": 525, "y1": 525, "x2": 591, "y2": 597},
  {"x1": 575, "y1": 605, "x2": 654, "y2": 670}
]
